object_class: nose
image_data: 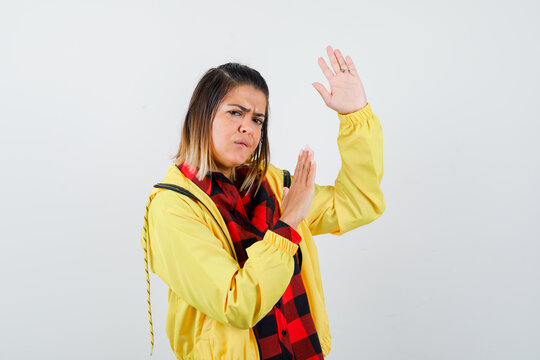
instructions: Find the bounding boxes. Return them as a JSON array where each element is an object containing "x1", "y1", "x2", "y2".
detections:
[{"x1": 239, "y1": 116, "x2": 256, "y2": 134}]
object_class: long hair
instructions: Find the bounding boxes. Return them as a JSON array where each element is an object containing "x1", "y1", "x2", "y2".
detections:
[{"x1": 172, "y1": 62, "x2": 270, "y2": 196}]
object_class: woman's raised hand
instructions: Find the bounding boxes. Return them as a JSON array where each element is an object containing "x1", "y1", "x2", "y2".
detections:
[
  {"x1": 312, "y1": 45, "x2": 368, "y2": 114},
  {"x1": 279, "y1": 145, "x2": 316, "y2": 230}
]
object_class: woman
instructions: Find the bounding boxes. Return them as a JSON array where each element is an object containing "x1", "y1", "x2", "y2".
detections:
[{"x1": 141, "y1": 45, "x2": 385, "y2": 359}]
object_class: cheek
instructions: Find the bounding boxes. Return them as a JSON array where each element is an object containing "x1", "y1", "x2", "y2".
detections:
[
  {"x1": 252, "y1": 133, "x2": 262, "y2": 152},
  {"x1": 211, "y1": 121, "x2": 227, "y2": 148}
]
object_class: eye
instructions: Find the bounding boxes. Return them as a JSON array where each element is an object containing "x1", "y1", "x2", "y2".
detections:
[{"x1": 229, "y1": 110, "x2": 263, "y2": 125}]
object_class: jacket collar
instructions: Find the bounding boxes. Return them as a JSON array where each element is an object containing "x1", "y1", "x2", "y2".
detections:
[
  {"x1": 177, "y1": 162, "x2": 213, "y2": 196},
  {"x1": 150, "y1": 162, "x2": 285, "y2": 224},
  {"x1": 177, "y1": 162, "x2": 257, "y2": 196}
]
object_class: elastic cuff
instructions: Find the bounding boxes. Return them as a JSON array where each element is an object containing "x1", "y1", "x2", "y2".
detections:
[
  {"x1": 337, "y1": 102, "x2": 373, "y2": 127},
  {"x1": 265, "y1": 230, "x2": 299, "y2": 256},
  {"x1": 272, "y1": 220, "x2": 302, "y2": 245}
]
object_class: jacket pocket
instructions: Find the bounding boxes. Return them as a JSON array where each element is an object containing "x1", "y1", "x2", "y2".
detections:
[
  {"x1": 191, "y1": 316, "x2": 215, "y2": 359},
  {"x1": 208, "y1": 320, "x2": 259, "y2": 359},
  {"x1": 193, "y1": 338, "x2": 214, "y2": 359}
]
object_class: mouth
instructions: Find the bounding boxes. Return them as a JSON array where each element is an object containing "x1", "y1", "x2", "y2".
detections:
[{"x1": 234, "y1": 141, "x2": 249, "y2": 148}]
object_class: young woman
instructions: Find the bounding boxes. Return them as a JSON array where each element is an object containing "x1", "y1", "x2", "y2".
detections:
[{"x1": 141, "y1": 45, "x2": 385, "y2": 359}]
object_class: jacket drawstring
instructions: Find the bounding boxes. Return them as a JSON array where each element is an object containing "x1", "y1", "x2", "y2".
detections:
[
  {"x1": 142, "y1": 195, "x2": 154, "y2": 355},
  {"x1": 142, "y1": 171, "x2": 291, "y2": 356}
]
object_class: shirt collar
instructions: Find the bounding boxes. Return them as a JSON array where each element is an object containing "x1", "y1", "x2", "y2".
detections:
[
  {"x1": 177, "y1": 162, "x2": 213, "y2": 195},
  {"x1": 177, "y1": 162, "x2": 251, "y2": 196}
]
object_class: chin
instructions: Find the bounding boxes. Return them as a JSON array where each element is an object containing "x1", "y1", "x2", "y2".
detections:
[{"x1": 227, "y1": 159, "x2": 247, "y2": 168}]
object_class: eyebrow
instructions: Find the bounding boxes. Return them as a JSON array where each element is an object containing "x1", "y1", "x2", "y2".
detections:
[{"x1": 227, "y1": 104, "x2": 265, "y2": 118}]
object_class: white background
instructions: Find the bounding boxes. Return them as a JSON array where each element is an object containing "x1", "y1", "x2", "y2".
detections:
[{"x1": 1, "y1": 0, "x2": 539, "y2": 359}]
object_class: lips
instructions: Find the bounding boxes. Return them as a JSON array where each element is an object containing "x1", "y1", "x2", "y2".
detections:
[{"x1": 234, "y1": 140, "x2": 250, "y2": 147}]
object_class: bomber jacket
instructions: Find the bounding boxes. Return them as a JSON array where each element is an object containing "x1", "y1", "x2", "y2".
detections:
[{"x1": 141, "y1": 102, "x2": 385, "y2": 359}]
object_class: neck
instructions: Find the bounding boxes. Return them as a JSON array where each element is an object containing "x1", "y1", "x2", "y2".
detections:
[{"x1": 213, "y1": 167, "x2": 234, "y2": 181}]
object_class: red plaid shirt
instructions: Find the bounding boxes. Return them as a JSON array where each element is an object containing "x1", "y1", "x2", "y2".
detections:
[{"x1": 178, "y1": 162, "x2": 324, "y2": 360}]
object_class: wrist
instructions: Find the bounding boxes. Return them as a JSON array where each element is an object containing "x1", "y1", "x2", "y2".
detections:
[{"x1": 279, "y1": 216, "x2": 299, "y2": 230}]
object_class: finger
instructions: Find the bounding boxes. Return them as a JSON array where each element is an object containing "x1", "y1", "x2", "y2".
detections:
[
  {"x1": 293, "y1": 148, "x2": 305, "y2": 182},
  {"x1": 282, "y1": 187, "x2": 289, "y2": 200},
  {"x1": 345, "y1": 55, "x2": 358, "y2": 77},
  {"x1": 312, "y1": 82, "x2": 331, "y2": 105},
  {"x1": 326, "y1": 45, "x2": 341, "y2": 76},
  {"x1": 302, "y1": 146, "x2": 313, "y2": 185},
  {"x1": 317, "y1": 57, "x2": 334, "y2": 82},
  {"x1": 299, "y1": 146, "x2": 310, "y2": 182},
  {"x1": 294, "y1": 147, "x2": 308, "y2": 182},
  {"x1": 306, "y1": 149, "x2": 316, "y2": 186},
  {"x1": 308, "y1": 159, "x2": 316, "y2": 188},
  {"x1": 296, "y1": 146, "x2": 308, "y2": 186},
  {"x1": 335, "y1": 49, "x2": 349, "y2": 73}
]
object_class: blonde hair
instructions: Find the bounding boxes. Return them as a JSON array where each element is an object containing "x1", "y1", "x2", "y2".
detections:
[{"x1": 172, "y1": 63, "x2": 271, "y2": 196}]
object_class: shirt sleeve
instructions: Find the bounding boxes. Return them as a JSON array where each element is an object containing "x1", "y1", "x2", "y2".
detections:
[
  {"x1": 303, "y1": 102, "x2": 386, "y2": 236},
  {"x1": 271, "y1": 219, "x2": 302, "y2": 245},
  {"x1": 146, "y1": 190, "x2": 299, "y2": 330}
]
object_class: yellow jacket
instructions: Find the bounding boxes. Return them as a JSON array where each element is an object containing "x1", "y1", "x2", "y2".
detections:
[{"x1": 141, "y1": 102, "x2": 385, "y2": 359}]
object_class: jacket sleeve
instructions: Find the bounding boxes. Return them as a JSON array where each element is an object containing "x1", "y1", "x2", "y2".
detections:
[
  {"x1": 303, "y1": 102, "x2": 386, "y2": 236},
  {"x1": 147, "y1": 190, "x2": 299, "y2": 330}
]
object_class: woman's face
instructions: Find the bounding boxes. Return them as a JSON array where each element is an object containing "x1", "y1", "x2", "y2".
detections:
[{"x1": 211, "y1": 85, "x2": 266, "y2": 178}]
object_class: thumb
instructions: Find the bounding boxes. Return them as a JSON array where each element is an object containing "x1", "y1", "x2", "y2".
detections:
[
  {"x1": 312, "y1": 82, "x2": 331, "y2": 106},
  {"x1": 282, "y1": 187, "x2": 289, "y2": 201}
]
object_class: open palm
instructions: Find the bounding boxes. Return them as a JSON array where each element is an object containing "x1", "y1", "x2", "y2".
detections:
[{"x1": 312, "y1": 45, "x2": 368, "y2": 114}]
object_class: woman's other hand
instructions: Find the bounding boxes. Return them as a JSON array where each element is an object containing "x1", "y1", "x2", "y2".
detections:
[
  {"x1": 280, "y1": 145, "x2": 316, "y2": 230},
  {"x1": 312, "y1": 45, "x2": 368, "y2": 114}
]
